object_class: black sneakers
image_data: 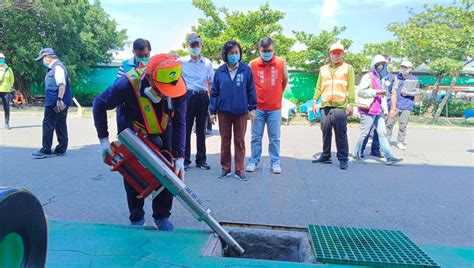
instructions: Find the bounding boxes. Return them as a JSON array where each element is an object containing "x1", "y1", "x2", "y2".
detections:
[
  {"x1": 386, "y1": 157, "x2": 403, "y2": 165},
  {"x1": 312, "y1": 157, "x2": 332, "y2": 164},
  {"x1": 196, "y1": 162, "x2": 211, "y2": 170},
  {"x1": 339, "y1": 161, "x2": 348, "y2": 170}
]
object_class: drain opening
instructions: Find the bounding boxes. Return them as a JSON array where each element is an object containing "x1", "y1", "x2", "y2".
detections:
[{"x1": 202, "y1": 228, "x2": 315, "y2": 263}]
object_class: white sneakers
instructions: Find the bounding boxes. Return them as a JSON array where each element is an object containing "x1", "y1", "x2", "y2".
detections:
[
  {"x1": 271, "y1": 164, "x2": 282, "y2": 174},
  {"x1": 245, "y1": 162, "x2": 282, "y2": 174},
  {"x1": 396, "y1": 142, "x2": 406, "y2": 150},
  {"x1": 246, "y1": 163, "x2": 257, "y2": 172}
]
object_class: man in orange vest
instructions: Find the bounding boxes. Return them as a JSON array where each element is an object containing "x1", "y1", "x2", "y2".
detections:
[
  {"x1": 312, "y1": 43, "x2": 355, "y2": 170},
  {"x1": 93, "y1": 54, "x2": 187, "y2": 230},
  {"x1": 246, "y1": 37, "x2": 288, "y2": 174}
]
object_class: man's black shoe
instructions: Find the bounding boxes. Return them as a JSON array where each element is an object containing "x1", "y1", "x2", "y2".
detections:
[
  {"x1": 184, "y1": 164, "x2": 190, "y2": 171},
  {"x1": 312, "y1": 157, "x2": 332, "y2": 164},
  {"x1": 196, "y1": 162, "x2": 211, "y2": 170},
  {"x1": 339, "y1": 161, "x2": 348, "y2": 170},
  {"x1": 32, "y1": 151, "x2": 52, "y2": 159},
  {"x1": 54, "y1": 151, "x2": 66, "y2": 156},
  {"x1": 370, "y1": 151, "x2": 383, "y2": 158}
]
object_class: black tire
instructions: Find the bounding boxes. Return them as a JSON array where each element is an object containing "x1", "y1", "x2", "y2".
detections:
[{"x1": 0, "y1": 187, "x2": 47, "y2": 267}]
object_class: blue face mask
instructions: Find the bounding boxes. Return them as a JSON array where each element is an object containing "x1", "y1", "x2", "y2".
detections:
[
  {"x1": 260, "y1": 52, "x2": 274, "y2": 62},
  {"x1": 376, "y1": 64, "x2": 388, "y2": 78},
  {"x1": 189, "y1": 48, "x2": 201, "y2": 56},
  {"x1": 227, "y1": 54, "x2": 240, "y2": 64},
  {"x1": 43, "y1": 60, "x2": 50, "y2": 68},
  {"x1": 0, "y1": 59, "x2": 5, "y2": 64},
  {"x1": 136, "y1": 57, "x2": 150, "y2": 64}
]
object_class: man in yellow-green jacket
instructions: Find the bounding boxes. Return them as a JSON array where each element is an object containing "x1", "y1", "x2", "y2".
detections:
[
  {"x1": 0, "y1": 53, "x2": 15, "y2": 130},
  {"x1": 311, "y1": 43, "x2": 355, "y2": 170}
]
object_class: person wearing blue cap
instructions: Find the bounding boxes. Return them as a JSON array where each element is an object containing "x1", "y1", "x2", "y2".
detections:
[{"x1": 32, "y1": 48, "x2": 72, "y2": 159}]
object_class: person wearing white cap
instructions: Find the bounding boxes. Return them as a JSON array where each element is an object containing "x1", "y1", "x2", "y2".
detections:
[
  {"x1": 312, "y1": 43, "x2": 355, "y2": 170},
  {"x1": 385, "y1": 60, "x2": 421, "y2": 150},
  {"x1": 0, "y1": 53, "x2": 15, "y2": 130}
]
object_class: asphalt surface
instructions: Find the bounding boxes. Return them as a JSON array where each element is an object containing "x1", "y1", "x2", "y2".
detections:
[{"x1": 1, "y1": 111, "x2": 473, "y2": 247}]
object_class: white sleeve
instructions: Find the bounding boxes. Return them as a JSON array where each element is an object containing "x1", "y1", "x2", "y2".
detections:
[
  {"x1": 207, "y1": 61, "x2": 215, "y2": 83},
  {"x1": 358, "y1": 74, "x2": 377, "y2": 98},
  {"x1": 54, "y1": 65, "x2": 66, "y2": 86}
]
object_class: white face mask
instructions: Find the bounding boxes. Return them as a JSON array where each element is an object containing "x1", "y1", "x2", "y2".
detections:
[
  {"x1": 189, "y1": 47, "x2": 201, "y2": 56},
  {"x1": 400, "y1": 67, "x2": 410, "y2": 76}
]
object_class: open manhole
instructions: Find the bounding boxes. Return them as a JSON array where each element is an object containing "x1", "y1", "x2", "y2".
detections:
[{"x1": 201, "y1": 222, "x2": 315, "y2": 263}]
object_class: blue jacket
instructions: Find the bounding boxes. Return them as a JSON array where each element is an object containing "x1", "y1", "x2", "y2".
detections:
[
  {"x1": 210, "y1": 63, "x2": 257, "y2": 115},
  {"x1": 390, "y1": 73, "x2": 418, "y2": 111},
  {"x1": 44, "y1": 60, "x2": 72, "y2": 107},
  {"x1": 92, "y1": 76, "x2": 187, "y2": 158}
]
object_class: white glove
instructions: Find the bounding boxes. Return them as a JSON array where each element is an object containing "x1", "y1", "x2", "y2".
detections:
[
  {"x1": 174, "y1": 157, "x2": 185, "y2": 179},
  {"x1": 99, "y1": 138, "x2": 112, "y2": 163}
]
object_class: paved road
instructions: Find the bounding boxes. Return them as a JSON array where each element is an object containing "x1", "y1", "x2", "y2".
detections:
[{"x1": 1, "y1": 112, "x2": 473, "y2": 247}]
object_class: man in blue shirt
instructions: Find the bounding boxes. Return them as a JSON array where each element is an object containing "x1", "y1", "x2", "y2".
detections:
[
  {"x1": 179, "y1": 33, "x2": 214, "y2": 171},
  {"x1": 116, "y1": 38, "x2": 151, "y2": 79},
  {"x1": 32, "y1": 48, "x2": 72, "y2": 158},
  {"x1": 93, "y1": 54, "x2": 187, "y2": 230},
  {"x1": 386, "y1": 60, "x2": 422, "y2": 150}
]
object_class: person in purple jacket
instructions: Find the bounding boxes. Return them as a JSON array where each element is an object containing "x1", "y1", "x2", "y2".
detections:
[
  {"x1": 354, "y1": 55, "x2": 403, "y2": 165},
  {"x1": 92, "y1": 54, "x2": 187, "y2": 230}
]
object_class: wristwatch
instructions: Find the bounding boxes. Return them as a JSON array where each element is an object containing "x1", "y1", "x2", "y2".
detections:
[{"x1": 57, "y1": 97, "x2": 62, "y2": 101}]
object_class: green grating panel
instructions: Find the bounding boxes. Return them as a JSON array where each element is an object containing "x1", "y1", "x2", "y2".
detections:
[{"x1": 308, "y1": 225, "x2": 440, "y2": 267}]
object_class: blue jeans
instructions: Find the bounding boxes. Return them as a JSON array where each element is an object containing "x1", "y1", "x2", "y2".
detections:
[
  {"x1": 361, "y1": 126, "x2": 380, "y2": 155},
  {"x1": 249, "y1": 109, "x2": 281, "y2": 165},
  {"x1": 354, "y1": 113, "x2": 393, "y2": 159}
]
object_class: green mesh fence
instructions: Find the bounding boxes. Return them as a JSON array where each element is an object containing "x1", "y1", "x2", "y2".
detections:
[{"x1": 29, "y1": 67, "x2": 473, "y2": 107}]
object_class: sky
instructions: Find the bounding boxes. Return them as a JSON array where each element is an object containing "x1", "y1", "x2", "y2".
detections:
[{"x1": 96, "y1": 0, "x2": 452, "y2": 59}]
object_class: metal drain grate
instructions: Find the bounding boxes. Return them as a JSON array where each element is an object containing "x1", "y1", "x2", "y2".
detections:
[{"x1": 308, "y1": 225, "x2": 440, "y2": 267}]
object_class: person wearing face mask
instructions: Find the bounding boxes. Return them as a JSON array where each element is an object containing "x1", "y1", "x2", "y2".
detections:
[
  {"x1": 311, "y1": 43, "x2": 355, "y2": 170},
  {"x1": 32, "y1": 48, "x2": 72, "y2": 158},
  {"x1": 359, "y1": 54, "x2": 395, "y2": 158},
  {"x1": 114, "y1": 39, "x2": 152, "y2": 134},
  {"x1": 179, "y1": 33, "x2": 214, "y2": 171},
  {"x1": 209, "y1": 40, "x2": 257, "y2": 181},
  {"x1": 93, "y1": 54, "x2": 187, "y2": 230},
  {"x1": 116, "y1": 38, "x2": 151, "y2": 79},
  {"x1": 246, "y1": 37, "x2": 288, "y2": 174},
  {"x1": 353, "y1": 55, "x2": 402, "y2": 165},
  {"x1": 386, "y1": 60, "x2": 421, "y2": 150},
  {"x1": 0, "y1": 53, "x2": 15, "y2": 130}
]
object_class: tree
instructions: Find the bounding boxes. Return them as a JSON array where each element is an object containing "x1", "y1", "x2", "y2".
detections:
[
  {"x1": 362, "y1": 40, "x2": 404, "y2": 71},
  {"x1": 431, "y1": 59, "x2": 464, "y2": 121},
  {"x1": 388, "y1": 3, "x2": 473, "y2": 115},
  {"x1": 190, "y1": 0, "x2": 295, "y2": 63},
  {"x1": 0, "y1": 0, "x2": 126, "y2": 95}
]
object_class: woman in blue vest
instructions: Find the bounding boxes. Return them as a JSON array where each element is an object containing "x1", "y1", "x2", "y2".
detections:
[{"x1": 32, "y1": 48, "x2": 72, "y2": 158}]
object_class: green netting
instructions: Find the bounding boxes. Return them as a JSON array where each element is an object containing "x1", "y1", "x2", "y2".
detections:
[
  {"x1": 418, "y1": 75, "x2": 474, "y2": 86},
  {"x1": 29, "y1": 66, "x2": 473, "y2": 105},
  {"x1": 284, "y1": 72, "x2": 318, "y2": 105},
  {"x1": 30, "y1": 67, "x2": 118, "y2": 96}
]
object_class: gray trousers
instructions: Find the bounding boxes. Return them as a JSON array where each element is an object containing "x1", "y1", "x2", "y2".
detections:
[{"x1": 386, "y1": 109, "x2": 411, "y2": 143}]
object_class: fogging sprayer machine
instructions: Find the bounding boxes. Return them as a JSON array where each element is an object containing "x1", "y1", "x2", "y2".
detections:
[{"x1": 105, "y1": 128, "x2": 244, "y2": 255}]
